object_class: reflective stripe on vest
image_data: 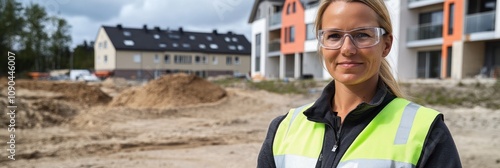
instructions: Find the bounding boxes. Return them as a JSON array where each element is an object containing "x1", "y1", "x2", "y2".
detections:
[{"x1": 272, "y1": 98, "x2": 439, "y2": 168}]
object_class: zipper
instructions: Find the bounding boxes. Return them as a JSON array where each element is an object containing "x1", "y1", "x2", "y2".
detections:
[{"x1": 332, "y1": 116, "x2": 342, "y2": 152}]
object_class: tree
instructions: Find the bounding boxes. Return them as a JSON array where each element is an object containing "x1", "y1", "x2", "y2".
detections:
[
  {"x1": 72, "y1": 40, "x2": 94, "y2": 69},
  {"x1": 48, "y1": 16, "x2": 72, "y2": 69},
  {"x1": 0, "y1": 0, "x2": 24, "y2": 75},
  {"x1": 19, "y1": 3, "x2": 49, "y2": 72}
]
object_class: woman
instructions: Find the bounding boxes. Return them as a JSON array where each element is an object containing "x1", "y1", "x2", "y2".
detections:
[{"x1": 257, "y1": 0, "x2": 462, "y2": 167}]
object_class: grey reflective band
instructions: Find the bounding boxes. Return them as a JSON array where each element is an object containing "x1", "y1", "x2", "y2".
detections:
[
  {"x1": 274, "y1": 155, "x2": 318, "y2": 168},
  {"x1": 394, "y1": 102, "x2": 420, "y2": 144},
  {"x1": 338, "y1": 159, "x2": 415, "y2": 168},
  {"x1": 285, "y1": 103, "x2": 311, "y2": 137}
]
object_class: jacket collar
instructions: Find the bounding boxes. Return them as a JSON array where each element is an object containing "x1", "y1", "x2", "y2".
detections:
[{"x1": 304, "y1": 79, "x2": 393, "y2": 123}]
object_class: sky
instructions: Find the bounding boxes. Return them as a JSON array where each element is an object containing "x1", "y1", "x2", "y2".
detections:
[{"x1": 20, "y1": 0, "x2": 254, "y2": 48}]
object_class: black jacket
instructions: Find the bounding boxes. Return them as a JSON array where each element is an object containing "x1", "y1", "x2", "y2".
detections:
[{"x1": 257, "y1": 81, "x2": 462, "y2": 168}]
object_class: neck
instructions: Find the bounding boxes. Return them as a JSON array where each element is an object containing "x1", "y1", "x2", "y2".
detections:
[{"x1": 333, "y1": 75, "x2": 379, "y2": 120}]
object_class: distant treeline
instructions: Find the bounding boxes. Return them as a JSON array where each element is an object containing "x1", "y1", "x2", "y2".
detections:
[{"x1": 0, "y1": 0, "x2": 93, "y2": 78}]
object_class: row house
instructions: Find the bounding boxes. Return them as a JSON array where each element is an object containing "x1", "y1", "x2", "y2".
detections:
[
  {"x1": 94, "y1": 24, "x2": 251, "y2": 80},
  {"x1": 249, "y1": 0, "x2": 500, "y2": 80}
]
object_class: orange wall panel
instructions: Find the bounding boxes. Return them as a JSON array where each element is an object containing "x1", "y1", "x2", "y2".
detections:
[
  {"x1": 442, "y1": 0, "x2": 464, "y2": 78},
  {"x1": 281, "y1": 0, "x2": 305, "y2": 54}
]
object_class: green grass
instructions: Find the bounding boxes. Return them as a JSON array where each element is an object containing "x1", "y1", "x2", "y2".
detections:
[{"x1": 211, "y1": 77, "x2": 318, "y2": 94}]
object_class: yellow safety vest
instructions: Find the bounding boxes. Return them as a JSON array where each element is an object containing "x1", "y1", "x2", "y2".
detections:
[{"x1": 273, "y1": 98, "x2": 439, "y2": 168}]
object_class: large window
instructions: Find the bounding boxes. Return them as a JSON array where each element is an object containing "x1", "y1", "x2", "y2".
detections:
[
  {"x1": 289, "y1": 26, "x2": 295, "y2": 42},
  {"x1": 255, "y1": 33, "x2": 261, "y2": 72},
  {"x1": 417, "y1": 51, "x2": 441, "y2": 78},
  {"x1": 306, "y1": 24, "x2": 315, "y2": 40},
  {"x1": 419, "y1": 10, "x2": 443, "y2": 39},
  {"x1": 134, "y1": 54, "x2": 141, "y2": 63},
  {"x1": 448, "y1": 3, "x2": 454, "y2": 35},
  {"x1": 174, "y1": 55, "x2": 192, "y2": 64},
  {"x1": 226, "y1": 56, "x2": 232, "y2": 65}
]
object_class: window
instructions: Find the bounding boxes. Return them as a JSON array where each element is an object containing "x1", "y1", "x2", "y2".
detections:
[
  {"x1": 225, "y1": 37, "x2": 231, "y2": 42},
  {"x1": 174, "y1": 55, "x2": 192, "y2": 64},
  {"x1": 154, "y1": 54, "x2": 159, "y2": 63},
  {"x1": 234, "y1": 56, "x2": 240, "y2": 64},
  {"x1": 173, "y1": 43, "x2": 178, "y2": 47},
  {"x1": 306, "y1": 24, "x2": 315, "y2": 40},
  {"x1": 182, "y1": 43, "x2": 191, "y2": 48},
  {"x1": 104, "y1": 55, "x2": 108, "y2": 64},
  {"x1": 213, "y1": 56, "x2": 218, "y2": 65},
  {"x1": 292, "y1": 2, "x2": 296, "y2": 13},
  {"x1": 232, "y1": 37, "x2": 238, "y2": 42},
  {"x1": 289, "y1": 26, "x2": 295, "y2": 42},
  {"x1": 228, "y1": 45, "x2": 236, "y2": 50},
  {"x1": 237, "y1": 45, "x2": 244, "y2": 51},
  {"x1": 124, "y1": 40, "x2": 134, "y2": 46},
  {"x1": 448, "y1": 3, "x2": 454, "y2": 35},
  {"x1": 284, "y1": 27, "x2": 288, "y2": 43},
  {"x1": 286, "y1": 3, "x2": 291, "y2": 14},
  {"x1": 210, "y1": 44, "x2": 218, "y2": 49},
  {"x1": 255, "y1": 33, "x2": 261, "y2": 71},
  {"x1": 169, "y1": 34, "x2": 180, "y2": 39},
  {"x1": 207, "y1": 36, "x2": 213, "y2": 41},
  {"x1": 159, "y1": 43, "x2": 167, "y2": 48},
  {"x1": 123, "y1": 31, "x2": 131, "y2": 36},
  {"x1": 164, "y1": 55, "x2": 170, "y2": 64},
  {"x1": 189, "y1": 35, "x2": 196, "y2": 40},
  {"x1": 98, "y1": 42, "x2": 102, "y2": 49},
  {"x1": 134, "y1": 54, "x2": 141, "y2": 63},
  {"x1": 447, "y1": 47, "x2": 452, "y2": 77},
  {"x1": 418, "y1": 10, "x2": 443, "y2": 39},
  {"x1": 199, "y1": 44, "x2": 206, "y2": 49},
  {"x1": 154, "y1": 34, "x2": 160, "y2": 39},
  {"x1": 202, "y1": 56, "x2": 207, "y2": 64},
  {"x1": 195, "y1": 56, "x2": 201, "y2": 63},
  {"x1": 103, "y1": 41, "x2": 107, "y2": 49},
  {"x1": 417, "y1": 51, "x2": 441, "y2": 78},
  {"x1": 226, "y1": 56, "x2": 232, "y2": 65}
]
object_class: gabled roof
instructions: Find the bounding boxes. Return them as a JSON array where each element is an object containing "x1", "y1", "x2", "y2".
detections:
[
  {"x1": 101, "y1": 25, "x2": 251, "y2": 55},
  {"x1": 248, "y1": 0, "x2": 285, "y2": 23}
]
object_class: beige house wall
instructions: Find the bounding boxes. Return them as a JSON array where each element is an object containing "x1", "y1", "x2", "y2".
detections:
[
  {"x1": 462, "y1": 42, "x2": 485, "y2": 78},
  {"x1": 114, "y1": 50, "x2": 250, "y2": 74},
  {"x1": 94, "y1": 28, "x2": 116, "y2": 70}
]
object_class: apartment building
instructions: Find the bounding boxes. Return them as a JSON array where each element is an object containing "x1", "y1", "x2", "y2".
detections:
[
  {"x1": 249, "y1": 0, "x2": 500, "y2": 80},
  {"x1": 94, "y1": 25, "x2": 251, "y2": 80}
]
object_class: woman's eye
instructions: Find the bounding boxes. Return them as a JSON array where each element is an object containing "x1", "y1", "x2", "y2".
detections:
[
  {"x1": 326, "y1": 33, "x2": 342, "y2": 40},
  {"x1": 354, "y1": 33, "x2": 371, "y2": 38}
]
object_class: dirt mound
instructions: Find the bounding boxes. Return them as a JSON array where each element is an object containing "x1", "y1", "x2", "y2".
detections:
[
  {"x1": 13, "y1": 80, "x2": 111, "y2": 106},
  {"x1": 109, "y1": 73, "x2": 226, "y2": 109},
  {"x1": 0, "y1": 99, "x2": 78, "y2": 128}
]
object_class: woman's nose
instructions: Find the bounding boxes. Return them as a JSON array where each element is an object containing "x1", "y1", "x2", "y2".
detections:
[{"x1": 341, "y1": 35, "x2": 357, "y2": 56}]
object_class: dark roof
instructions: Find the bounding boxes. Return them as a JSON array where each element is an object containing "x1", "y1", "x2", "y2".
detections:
[
  {"x1": 248, "y1": 0, "x2": 285, "y2": 23},
  {"x1": 102, "y1": 25, "x2": 251, "y2": 55}
]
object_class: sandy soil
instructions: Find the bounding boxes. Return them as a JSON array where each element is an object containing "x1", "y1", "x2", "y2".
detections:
[{"x1": 0, "y1": 76, "x2": 499, "y2": 168}]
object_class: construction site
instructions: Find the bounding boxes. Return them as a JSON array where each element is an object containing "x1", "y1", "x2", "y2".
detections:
[{"x1": 0, "y1": 74, "x2": 499, "y2": 168}]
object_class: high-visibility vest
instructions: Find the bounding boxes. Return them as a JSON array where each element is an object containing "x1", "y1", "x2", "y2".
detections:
[{"x1": 273, "y1": 98, "x2": 439, "y2": 168}]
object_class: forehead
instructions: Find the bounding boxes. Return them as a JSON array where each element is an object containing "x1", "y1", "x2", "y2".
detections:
[{"x1": 321, "y1": 1, "x2": 379, "y2": 30}]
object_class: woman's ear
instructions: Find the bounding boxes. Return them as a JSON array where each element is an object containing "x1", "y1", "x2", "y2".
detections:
[{"x1": 382, "y1": 34, "x2": 393, "y2": 57}]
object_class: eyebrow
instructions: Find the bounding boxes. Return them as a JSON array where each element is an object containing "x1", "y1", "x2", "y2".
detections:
[{"x1": 322, "y1": 26, "x2": 379, "y2": 31}]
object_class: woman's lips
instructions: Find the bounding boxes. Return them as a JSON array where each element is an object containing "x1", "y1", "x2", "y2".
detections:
[{"x1": 337, "y1": 61, "x2": 362, "y2": 68}]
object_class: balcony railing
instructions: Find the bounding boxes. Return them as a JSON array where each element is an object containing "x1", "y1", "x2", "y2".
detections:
[
  {"x1": 408, "y1": 0, "x2": 444, "y2": 8},
  {"x1": 269, "y1": 11, "x2": 282, "y2": 27},
  {"x1": 268, "y1": 41, "x2": 280, "y2": 52},
  {"x1": 407, "y1": 23, "x2": 443, "y2": 41},
  {"x1": 466, "y1": 11, "x2": 496, "y2": 34}
]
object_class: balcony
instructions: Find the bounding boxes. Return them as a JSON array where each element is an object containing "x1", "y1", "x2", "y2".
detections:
[
  {"x1": 269, "y1": 11, "x2": 282, "y2": 30},
  {"x1": 466, "y1": 11, "x2": 496, "y2": 34},
  {"x1": 408, "y1": 0, "x2": 444, "y2": 9},
  {"x1": 408, "y1": 23, "x2": 443, "y2": 41},
  {"x1": 268, "y1": 41, "x2": 281, "y2": 56}
]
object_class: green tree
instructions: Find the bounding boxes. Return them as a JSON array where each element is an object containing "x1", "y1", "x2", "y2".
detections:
[
  {"x1": 48, "y1": 16, "x2": 72, "y2": 69},
  {"x1": 19, "y1": 3, "x2": 49, "y2": 72},
  {"x1": 0, "y1": 0, "x2": 24, "y2": 75},
  {"x1": 72, "y1": 40, "x2": 94, "y2": 69}
]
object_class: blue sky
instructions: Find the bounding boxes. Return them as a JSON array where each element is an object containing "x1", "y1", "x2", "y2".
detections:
[{"x1": 20, "y1": 0, "x2": 253, "y2": 48}]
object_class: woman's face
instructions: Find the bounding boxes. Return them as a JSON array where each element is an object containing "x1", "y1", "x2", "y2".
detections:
[{"x1": 321, "y1": 1, "x2": 392, "y2": 86}]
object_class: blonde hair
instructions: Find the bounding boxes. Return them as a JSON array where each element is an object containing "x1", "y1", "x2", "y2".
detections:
[{"x1": 314, "y1": 0, "x2": 405, "y2": 98}]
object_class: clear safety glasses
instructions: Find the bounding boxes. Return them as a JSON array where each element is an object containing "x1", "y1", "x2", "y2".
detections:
[{"x1": 318, "y1": 27, "x2": 386, "y2": 49}]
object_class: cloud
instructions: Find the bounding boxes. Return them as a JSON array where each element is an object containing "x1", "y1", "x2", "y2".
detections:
[{"x1": 21, "y1": 0, "x2": 254, "y2": 48}]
